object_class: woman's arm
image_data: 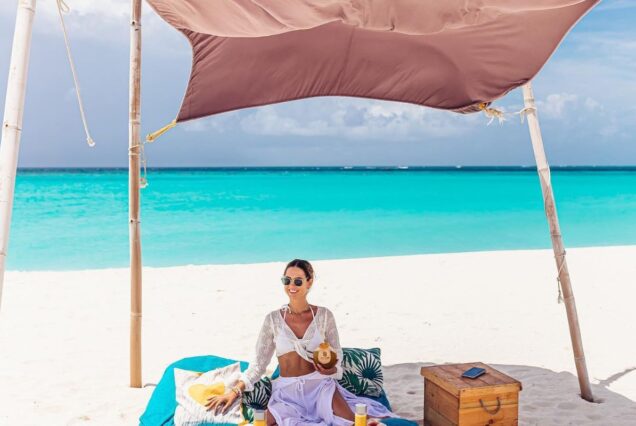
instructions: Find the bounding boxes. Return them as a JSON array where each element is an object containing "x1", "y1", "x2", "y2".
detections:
[
  {"x1": 207, "y1": 313, "x2": 275, "y2": 413},
  {"x1": 322, "y1": 308, "x2": 344, "y2": 380},
  {"x1": 238, "y1": 312, "x2": 276, "y2": 391}
]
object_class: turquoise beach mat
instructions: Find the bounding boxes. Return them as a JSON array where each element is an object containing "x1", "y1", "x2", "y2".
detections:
[{"x1": 139, "y1": 355, "x2": 417, "y2": 426}]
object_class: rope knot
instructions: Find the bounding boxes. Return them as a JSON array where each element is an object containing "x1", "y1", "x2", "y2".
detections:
[
  {"x1": 477, "y1": 103, "x2": 538, "y2": 126},
  {"x1": 555, "y1": 250, "x2": 567, "y2": 304},
  {"x1": 516, "y1": 106, "x2": 536, "y2": 124},
  {"x1": 479, "y1": 103, "x2": 506, "y2": 125}
]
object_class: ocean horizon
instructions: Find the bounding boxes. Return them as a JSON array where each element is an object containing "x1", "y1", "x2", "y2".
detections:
[
  {"x1": 16, "y1": 166, "x2": 636, "y2": 171},
  {"x1": 9, "y1": 167, "x2": 636, "y2": 271}
]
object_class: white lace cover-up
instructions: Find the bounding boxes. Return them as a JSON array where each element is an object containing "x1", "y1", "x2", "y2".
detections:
[{"x1": 239, "y1": 305, "x2": 397, "y2": 425}]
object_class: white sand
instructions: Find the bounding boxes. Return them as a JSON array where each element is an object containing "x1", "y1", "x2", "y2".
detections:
[{"x1": 1, "y1": 246, "x2": 635, "y2": 425}]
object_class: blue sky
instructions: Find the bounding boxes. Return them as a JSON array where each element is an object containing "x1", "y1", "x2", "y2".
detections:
[{"x1": 0, "y1": 0, "x2": 634, "y2": 167}]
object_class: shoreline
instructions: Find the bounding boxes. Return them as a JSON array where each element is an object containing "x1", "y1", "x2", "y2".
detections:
[
  {"x1": 1, "y1": 246, "x2": 635, "y2": 424},
  {"x1": 6, "y1": 243, "x2": 636, "y2": 273}
]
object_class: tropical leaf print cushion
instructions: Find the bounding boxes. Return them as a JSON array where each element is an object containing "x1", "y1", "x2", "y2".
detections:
[
  {"x1": 338, "y1": 347, "x2": 384, "y2": 397},
  {"x1": 241, "y1": 376, "x2": 273, "y2": 422}
]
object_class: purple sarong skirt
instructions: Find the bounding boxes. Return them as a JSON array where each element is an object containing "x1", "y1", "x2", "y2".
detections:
[{"x1": 268, "y1": 371, "x2": 397, "y2": 425}]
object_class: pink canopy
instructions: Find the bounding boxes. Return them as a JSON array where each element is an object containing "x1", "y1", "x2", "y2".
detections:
[{"x1": 146, "y1": 0, "x2": 599, "y2": 122}]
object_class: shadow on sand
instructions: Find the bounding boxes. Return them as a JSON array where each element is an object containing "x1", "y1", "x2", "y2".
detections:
[{"x1": 382, "y1": 363, "x2": 636, "y2": 425}]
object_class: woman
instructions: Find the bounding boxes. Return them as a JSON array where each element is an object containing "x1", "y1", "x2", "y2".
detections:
[{"x1": 205, "y1": 259, "x2": 396, "y2": 425}]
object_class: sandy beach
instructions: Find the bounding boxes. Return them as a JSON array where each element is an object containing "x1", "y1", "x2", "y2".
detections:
[{"x1": 1, "y1": 246, "x2": 635, "y2": 425}]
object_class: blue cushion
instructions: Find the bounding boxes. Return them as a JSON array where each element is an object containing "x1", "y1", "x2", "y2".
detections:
[
  {"x1": 365, "y1": 393, "x2": 418, "y2": 426},
  {"x1": 140, "y1": 355, "x2": 417, "y2": 426},
  {"x1": 271, "y1": 365, "x2": 280, "y2": 380},
  {"x1": 366, "y1": 390, "x2": 392, "y2": 412}
]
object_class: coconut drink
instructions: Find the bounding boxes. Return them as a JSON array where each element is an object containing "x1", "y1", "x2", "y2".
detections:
[{"x1": 313, "y1": 342, "x2": 338, "y2": 369}]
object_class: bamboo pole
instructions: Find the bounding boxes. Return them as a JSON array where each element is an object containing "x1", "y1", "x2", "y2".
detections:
[
  {"x1": 0, "y1": 0, "x2": 37, "y2": 311},
  {"x1": 522, "y1": 82, "x2": 593, "y2": 402},
  {"x1": 129, "y1": 0, "x2": 143, "y2": 388}
]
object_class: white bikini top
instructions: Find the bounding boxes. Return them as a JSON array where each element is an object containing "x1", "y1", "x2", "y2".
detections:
[
  {"x1": 275, "y1": 304, "x2": 325, "y2": 362},
  {"x1": 238, "y1": 304, "x2": 344, "y2": 391}
]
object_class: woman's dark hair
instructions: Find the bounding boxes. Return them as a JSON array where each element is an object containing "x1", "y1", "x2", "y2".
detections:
[{"x1": 285, "y1": 259, "x2": 314, "y2": 281}]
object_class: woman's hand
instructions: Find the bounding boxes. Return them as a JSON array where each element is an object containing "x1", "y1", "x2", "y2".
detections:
[
  {"x1": 205, "y1": 391, "x2": 238, "y2": 414},
  {"x1": 314, "y1": 360, "x2": 337, "y2": 376}
]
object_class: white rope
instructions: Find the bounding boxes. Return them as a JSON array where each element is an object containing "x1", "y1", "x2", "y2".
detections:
[
  {"x1": 516, "y1": 106, "x2": 536, "y2": 123},
  {"x1": 128, "y1": 143, "x2": 149, "y2": 189},
  {"x1": 555, "y1": 250, "x2": 567, "y2": 304},
  {"x1": 140, "y1": 140, "x2": 149, "y2": 189},
  {"x1": 480, "y1": 104, "x2": 537, "y2": 126},
  {"x1": 482, "y1": 105, "x2": 506, "y2": 125},
  {"x1": 537, "y1": 151, "x2": 565, "y2": 304},
  {"x1": 56, "y1": 0, "x2": 95, "y2": 147}
]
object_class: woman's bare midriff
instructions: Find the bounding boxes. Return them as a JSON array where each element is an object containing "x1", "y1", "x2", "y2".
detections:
[
  {"x1": 266, "y1": 353, "x2": 316, "y2": 426},
  {"x1": 277, "y1": 351, "x2": 316, "y2": 377}
]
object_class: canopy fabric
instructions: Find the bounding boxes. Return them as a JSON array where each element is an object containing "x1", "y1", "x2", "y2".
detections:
[{"x1": 146, "y1": 0, "x2": 599, "y2": 122}]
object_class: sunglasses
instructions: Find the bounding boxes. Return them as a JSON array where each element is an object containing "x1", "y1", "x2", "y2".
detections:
[{"x1": 281, "y1": 276, "x2": 306, "y2": 286}]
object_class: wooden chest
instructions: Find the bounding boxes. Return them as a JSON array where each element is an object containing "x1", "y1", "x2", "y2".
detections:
[{"x1": 420, "y1": 363, "x2": 522, "y2": 426}]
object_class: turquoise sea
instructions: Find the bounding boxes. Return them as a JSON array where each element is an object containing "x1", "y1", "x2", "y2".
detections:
[{"x1": 9, "y1": 167, "x2": 636, "y2": 271}]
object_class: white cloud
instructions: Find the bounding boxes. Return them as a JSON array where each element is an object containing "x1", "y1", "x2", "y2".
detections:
[
  {"x1": 182, "y1": 110, "x2": 242, "y2": 133},
  {"x1": 1, "y1": 0, "x2": 180, "y2": 49},
  {"x1": 232, "y1": 98, "x2": 482, "y2": 141},
  {"x1": 182, "y1": 97, "x2": 489, "y2": 141},
  {"x1": 529, "y1": 27, "x2": 635, "y2": 139},
  {"x1": 584, "y1": 97, "x2": 601, "y2": 112},
  {"x1": 597, "y1": 0, "x2": 636, "y2": 12},
  {"x1": 63, "y1": 86, "x2": 76, "y2": 102},
  {"x1": 599, "y1": 120, "x2": 619, "y2": 138},
  {"x1": 241, "y1": 107, "x2": 332, "y2": 137},
  {"x1": 537, "y1": 93, "x2": 579, "y2": 119},
  {"x1": 178, "y1": 92, "x2": 608, "y2": 141},
  {"x1": 571, "y1": 32, "x2": 636, "y2": 69},
  {"x1": 499, "y1": 92, "x2": 599, "y2": 126}
]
